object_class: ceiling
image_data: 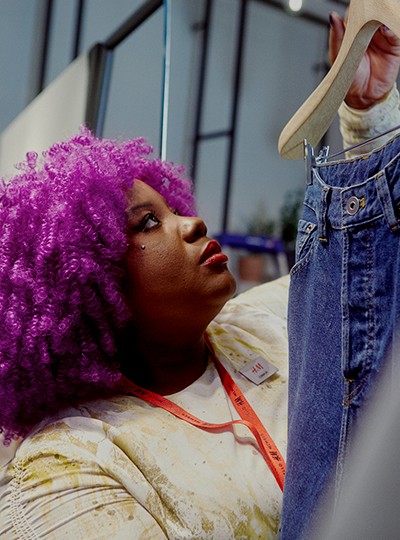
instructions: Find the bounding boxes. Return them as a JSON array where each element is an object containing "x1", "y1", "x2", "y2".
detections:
[
  {"x1": 304, "y1": 0, "x2": 348, "y2": 19},
  {"x1": 269, "y1": 0, "x2": 349, "y2": 23}
]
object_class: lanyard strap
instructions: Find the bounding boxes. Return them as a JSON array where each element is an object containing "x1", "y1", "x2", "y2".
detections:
[
  {"x1": 206, "y1": 338, "x2": 285, "y2": 490},
  {"x1": 119, "y1": 341, "x2": 285, "y2": 490}
]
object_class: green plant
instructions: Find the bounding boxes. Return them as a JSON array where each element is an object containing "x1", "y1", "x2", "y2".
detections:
[
  {"x1": 245, "y1": 202, "x2": 276, "y2": 236},
  {"x1": 279, "y1": 188, "x2": 303, "y2": 247}
]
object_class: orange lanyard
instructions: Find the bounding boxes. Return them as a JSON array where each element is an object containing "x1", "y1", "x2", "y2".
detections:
[{"x1": 119, "y1": 339, "x2": 285, "y2": 490}]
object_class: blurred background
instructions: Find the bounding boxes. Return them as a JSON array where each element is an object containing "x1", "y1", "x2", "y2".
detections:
[{"x1": 0, "y1": 0, "x2": 349, "y2": 290}]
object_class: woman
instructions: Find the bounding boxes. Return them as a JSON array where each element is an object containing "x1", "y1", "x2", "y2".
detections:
[
  {"x1": 1, "y1": 16, "x2": 398, "y2": 539},
  {"x1": 0, "y1": 128, "x2": 289, "y2": 539}
]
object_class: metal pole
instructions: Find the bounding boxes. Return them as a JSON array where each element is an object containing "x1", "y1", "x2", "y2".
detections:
[
  {"x1": 85, "y1": 0, "x2": 164, "y2": 136},
  {"x1": 221, "y1": 0, "x2": 248, "y2": 233},
  {"x1": 72, "y1": 0, "x2": 85, "y2": 61},
  {"x1": 37, "y1": 0, "x2": 54, "y2": 94},
  {"x1": 190, "y1": 0, "x2": 213, "y2": 183},
  {"x1": 85, "y1": 44, "x2": 113, "y2": 135},
  {"x1": 104, "y1": 0, "x2": 163, "y2": 50},
  {"x1": 160, "y1": 0, "x2": 172, "y2": 160}
]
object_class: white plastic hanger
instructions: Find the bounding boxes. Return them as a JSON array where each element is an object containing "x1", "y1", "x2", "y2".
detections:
[{"x1": 278, "y1": 0, "x2": 400, "y2": 160}]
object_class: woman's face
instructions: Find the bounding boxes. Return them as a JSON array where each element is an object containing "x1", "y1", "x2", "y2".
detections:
[{"x1": 124, "y1": 180, "x2": 236, "y2": 332}]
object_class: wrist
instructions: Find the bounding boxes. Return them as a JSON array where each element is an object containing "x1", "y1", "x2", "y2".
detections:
[
  {"x1": 342, "y1": 84, "x2": 399, "y2": 115},
  {"x1": 344, "y1": 89, "x2": 393, "y2": 111},
  {"x1": 339, "y1": 83, "x2": 400, "y2": 155}
]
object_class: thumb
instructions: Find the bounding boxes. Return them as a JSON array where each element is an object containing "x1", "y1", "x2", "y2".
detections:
[{"x1": 329, "y1": 11, "x2": 346, "y2": 66}]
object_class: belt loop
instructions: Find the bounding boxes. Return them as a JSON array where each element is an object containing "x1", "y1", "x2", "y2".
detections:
[
  {"x1": 318, "y1": 185, "x2": 330, "y2": 243},
  {"x1": 375, "y1": 170, "x2": 399, "y2": 232}
]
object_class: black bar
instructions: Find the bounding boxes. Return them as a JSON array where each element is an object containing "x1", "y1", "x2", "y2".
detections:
[
  {"x1": 85, "y1": 44, "x2": 113, "y2": 135},
  {"x1": 37, "y1": 0, "x2": 54, "y2": 93},
  {"x1": 72, "y1": 0, "x2": 85, "y2": 60},
  {"x1": 85, "y1": 1, "x2": 165, "y2": 136},
  {"x1": 221, "y1": 0, "x2": 248, "y2": 233},
  {"x1": 104, "y1": 0, "x2": 163, "y2": 50},
  {"x1": 196, "y1": 129, "x2": 233, "y2": 141},
  {"x1": 190, "y1": 0, "x2": 213, "y2": 184}
]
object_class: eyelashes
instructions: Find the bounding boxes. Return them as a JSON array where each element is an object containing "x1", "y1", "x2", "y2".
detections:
[
  {"x1": 134, "y1": 212, "x2": 161, "y2": 232},
  {"x1": 130, "y1": 207, "x2": 180, "y2": 233}
]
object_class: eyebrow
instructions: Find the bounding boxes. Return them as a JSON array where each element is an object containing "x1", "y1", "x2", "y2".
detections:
[{"x1": 126, "y1": 203, "x2": 154, "y2": 217}]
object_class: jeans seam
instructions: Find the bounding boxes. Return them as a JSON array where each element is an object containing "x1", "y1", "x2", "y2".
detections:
[
  {"x1": 289, "y1": 237, "x2": 318, "y2": 277},
  {"x1": 366, "y1": 229, "x2": 375, "y2": 373},
  {"x1": 335, "y1": 380, "x2": 349, "y2": 505},
  {"x1": 335, "y1": 231, "x2": 350, "y2": 503}
]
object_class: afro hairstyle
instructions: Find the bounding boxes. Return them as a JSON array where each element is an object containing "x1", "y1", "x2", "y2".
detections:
[{"x1": 0, "y1": 126, "x2": 196, "y2": 443}]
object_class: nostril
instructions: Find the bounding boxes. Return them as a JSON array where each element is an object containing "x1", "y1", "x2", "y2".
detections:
[
  {"x1": 182, "y1": 217, "x2": 207, "y2": 241},
  {"x1": 199, "y1": 220, "x2": 207, "y2": 238},
  {"x1": 197, "y1": 219, "x2": 207, "y2": 239}
]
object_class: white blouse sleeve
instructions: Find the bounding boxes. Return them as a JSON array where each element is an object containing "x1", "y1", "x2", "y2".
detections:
[
  {"x1": 338, "y1": 84, "x2": 400, "y2": 158},
  {"x1": 0, "y1": 437, "x2": 167, "y2": 539}
]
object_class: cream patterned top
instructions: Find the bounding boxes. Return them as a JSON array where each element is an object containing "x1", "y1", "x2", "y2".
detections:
[
  {"x1": 339, "y1": 84, "x2": 400, "y2": 157},
  {"x1": 0, "y1": 276, "x2": 289, "y2": 540}
]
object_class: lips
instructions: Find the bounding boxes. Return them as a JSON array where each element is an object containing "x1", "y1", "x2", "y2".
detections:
[{"x1": 199, "y1": 240, "x2": 228, "y2": 266}]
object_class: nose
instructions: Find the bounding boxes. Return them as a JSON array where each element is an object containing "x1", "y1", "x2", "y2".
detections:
[{"x1": 180, "y1": 216, "x2": 207, "y2": 242}]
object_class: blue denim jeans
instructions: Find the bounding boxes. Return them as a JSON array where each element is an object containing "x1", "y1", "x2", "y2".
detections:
[{"x1": 280, "y1": 135, "x2": 400, "y2": 540}]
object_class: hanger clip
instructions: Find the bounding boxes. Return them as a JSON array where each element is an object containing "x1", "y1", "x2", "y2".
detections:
[
  {"x1": 304, "y1": 139, "x2": 315, "y2": 185},
  {"x1": 316, "y1": 145, "x2": 330, "y2": 164}
]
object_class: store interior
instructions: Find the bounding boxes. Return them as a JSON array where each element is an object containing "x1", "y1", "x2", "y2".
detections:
[{"x1": 0, "y1": 0, "x2": 348, "y2": 290}]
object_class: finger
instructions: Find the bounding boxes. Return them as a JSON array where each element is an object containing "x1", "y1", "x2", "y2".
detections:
[
  {"x1": 371, "y1": 25, "x2": 400, "y2": 55},
  {"x1": 379, "y1": 25, "x2": 400, "y2": 46},
  {"x1": 329, "y1": 11, "x2": 346, "y2": 66}
]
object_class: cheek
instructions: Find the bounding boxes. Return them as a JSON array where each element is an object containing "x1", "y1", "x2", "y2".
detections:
[
  {"x1": 146, "y1": 242, "x2": 183, "y2": 276},
  {"x1": 126, "y1": 243, "x2": 185, "y2": 295}
]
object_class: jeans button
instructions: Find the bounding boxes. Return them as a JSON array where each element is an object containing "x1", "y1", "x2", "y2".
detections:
[{"x1": 346, "y1": 196, "x2": 360, "y2": 215}]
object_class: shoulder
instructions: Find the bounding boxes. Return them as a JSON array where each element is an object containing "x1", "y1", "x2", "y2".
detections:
[
  {"x1": 0, "y1": 398, "x2": 168, "y2": 539},
  {"x1": 224, "y1": 274, "x2": 289, "y2": 318},
  {"x1": 0, "y1": 396, "x2": 157, "y2": 511},
  {"x1": 0, "y1": 396, "x2": 148, "y2": 474}
]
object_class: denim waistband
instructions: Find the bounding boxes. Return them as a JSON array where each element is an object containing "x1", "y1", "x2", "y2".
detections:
[{"x1": 305, "y1": 133, "x2": 400, "y2": 233}]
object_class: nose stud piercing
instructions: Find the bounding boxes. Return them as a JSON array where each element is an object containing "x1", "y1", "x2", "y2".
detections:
[{"x1": 141, "y1": 245, "x2": 146, "y2": 250}]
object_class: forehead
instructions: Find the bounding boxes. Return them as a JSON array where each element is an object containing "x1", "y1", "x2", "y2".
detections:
[{"x1": 126, "y1": 179, "x2": 166, "y2": 209}]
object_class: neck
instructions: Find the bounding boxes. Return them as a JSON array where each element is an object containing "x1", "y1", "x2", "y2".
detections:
[{"x1": 120, "y1": 333, "x2": 209, "y2": 395}]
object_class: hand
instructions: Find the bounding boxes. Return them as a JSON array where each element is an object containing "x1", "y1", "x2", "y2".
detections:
[{"x1": 329, "y1": 10, "x2": 400, "y2": 110}]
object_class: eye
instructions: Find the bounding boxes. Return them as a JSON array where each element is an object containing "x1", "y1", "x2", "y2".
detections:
[{"x1": 135, "y1": 212, "x2": 160, "y2": 232}]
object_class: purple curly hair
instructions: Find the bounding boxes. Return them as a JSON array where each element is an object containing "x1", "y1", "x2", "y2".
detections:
[{"x1": 0, "y1": 126, "x2": 196, "y2": 443}]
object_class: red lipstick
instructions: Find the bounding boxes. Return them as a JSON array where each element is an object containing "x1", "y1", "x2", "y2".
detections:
[{"x1": 199, "y1": 240, "x2": 228, "y2": 266}]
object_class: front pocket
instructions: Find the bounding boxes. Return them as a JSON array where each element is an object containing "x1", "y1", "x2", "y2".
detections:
[{"x1": 294, "y1": 219, "x2": 317, "y2": 264}]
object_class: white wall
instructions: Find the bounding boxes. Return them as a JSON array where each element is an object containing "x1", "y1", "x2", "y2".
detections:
[{"x1": 0, "y1": 54, "x2": 89, "y2": 178}]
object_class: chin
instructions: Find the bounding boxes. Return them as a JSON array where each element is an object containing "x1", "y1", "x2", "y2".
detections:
[
  {"x1": 229, "y1": 273, "x2": 237, "y2": 296},
  {"x1": 200, "y1": 266, "x2": 237, "y2": 308},
  {"x1": 219, "y1": 270, "x2": 237, "y2": 300}
]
